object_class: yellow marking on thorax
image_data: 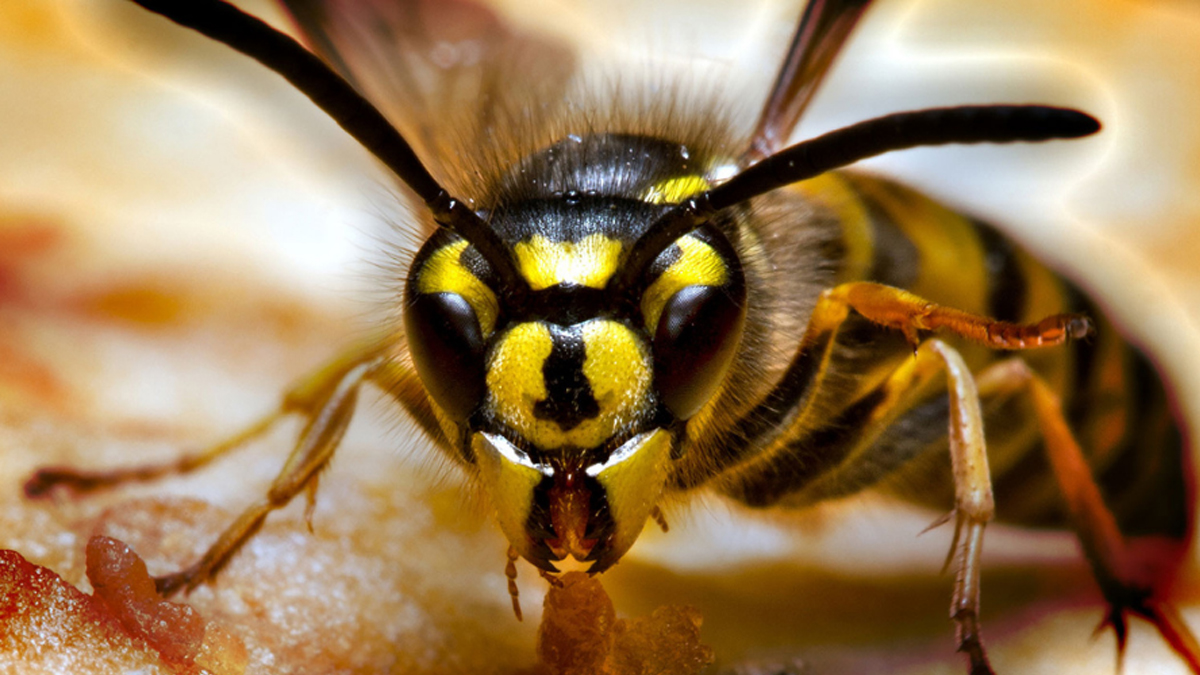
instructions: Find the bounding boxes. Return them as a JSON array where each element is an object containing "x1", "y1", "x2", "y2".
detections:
[
  {"x1": 641, "y1": 235, "x2": 728, "y2": 332},
  {"x1": 513, "y1": 234, "x2": 623, "y2": 291},
  {"x1": 417, "y1": 240, "x2": 499, "y2": 336},
  {"x1": 791, "y1": 173, "x2": 874, "y2": 283},
  {"x1": 485, "y1": 320, "x2": 652, "y2": 450},
  {"x1": 642, "y1": 175, "x2": 710, "y2": 205},
  {"x1": 486, "y1": 322, "x2": 553, "y2": 444}
]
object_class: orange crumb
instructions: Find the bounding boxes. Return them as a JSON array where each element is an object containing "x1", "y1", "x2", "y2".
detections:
[
  {"x1": 0, "y1": 548, "x2": 164, "y2": 673},
  {"x1": 86, "y1": 535, "x2": 247, "y2": 674},
  {"x1": 0, "y1": 537, "x2": 249, "y2": 674},
  {"x1": 610, "y1": 605, "x2": 714, "y2": 675},
  {"x1": 535, "y1": 571, "x2": 713, "y2": 675},
  {"x1": 537, "y1": 572, "x2": 618, "y2": 675}
]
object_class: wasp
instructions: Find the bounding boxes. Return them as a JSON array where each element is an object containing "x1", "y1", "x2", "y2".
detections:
[{"x1": 18, "y1": 0, "x2": 1199, "y2": 673}]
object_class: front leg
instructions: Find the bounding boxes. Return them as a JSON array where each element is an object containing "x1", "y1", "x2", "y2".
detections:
[
  {"x1": 155, "y1": 357, "x2": 377, "y2": 594},
  {"x1": 24, "y1": 339, "x2": 417, "y2": 595}
]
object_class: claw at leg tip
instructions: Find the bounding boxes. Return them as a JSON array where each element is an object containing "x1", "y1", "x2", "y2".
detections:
[{"x1": 920, "y1": 510, "x2": 953, "y2": 535}]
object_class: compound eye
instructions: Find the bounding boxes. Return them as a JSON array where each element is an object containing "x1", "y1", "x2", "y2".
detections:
[
  {"x1": 652, "y1": 284, "x2": 746, "y2": 420},
  {"x1": 404, "y1": 292, "x2": 487, "y2": 422}
]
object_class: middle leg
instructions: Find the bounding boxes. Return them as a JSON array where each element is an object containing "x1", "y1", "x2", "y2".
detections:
[{"x1": 721, "y1": 338, "x2": 998, "y2": 673}]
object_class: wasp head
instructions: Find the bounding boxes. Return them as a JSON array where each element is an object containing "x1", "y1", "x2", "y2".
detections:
[{"x1": 402, "y1": 135, "x2": 747, "y2": 573}]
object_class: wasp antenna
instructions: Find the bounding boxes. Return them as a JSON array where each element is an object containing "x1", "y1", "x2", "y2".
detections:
[
  {"x1": 718, "y1": 105, "x2": 1099, "y2": 211},
  {"x1": 743, "y1": 0, "x2": 874, "y2": 165},
  {"x1": 616, "y1": 105, "x2": 1100, "y2": 291},
  {"x1": 128, "y1": 0, "x2": 525, "y2": 292}
]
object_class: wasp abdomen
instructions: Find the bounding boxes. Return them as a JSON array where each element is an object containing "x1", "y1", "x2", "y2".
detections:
[{"x1": 697, "y1": 171, "x2": 1190, "y2": 551}]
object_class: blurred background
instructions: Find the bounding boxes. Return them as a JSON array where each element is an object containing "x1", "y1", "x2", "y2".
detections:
[{"x1": 1, "y1": 1, "x2": 1199, "y2": 673}]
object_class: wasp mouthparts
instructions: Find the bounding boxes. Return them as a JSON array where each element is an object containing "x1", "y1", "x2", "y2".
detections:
[{"x1": 545, "y1": 472, "x2": 599, "y2": 562}]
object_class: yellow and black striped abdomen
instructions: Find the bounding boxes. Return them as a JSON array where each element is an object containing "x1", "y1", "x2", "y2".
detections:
[
  {"x1": 841, "y1": 173, "x2": 1185, "y2": 536},
  {"x1": 708, "y1": 171, "x2": 1189, "y2": 542}
]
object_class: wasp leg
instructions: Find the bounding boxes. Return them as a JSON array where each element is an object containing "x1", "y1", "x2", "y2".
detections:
[
  {"x1": 24, "y1": 411, "x2": 284, "y2": 497},
  {"x1": 26, "y1": 328, "x2": 449, "y2": 598},
  {"x1": 154, "y1": 354, "x2": 382, "y2": 595},
  {"x1": 711, "y1": 283, "x2": 1092, "y2": 673},
  {"x1": 929, "y1": 340, "x2": 995, "y2": 675},
  {"x1": 974, "y1": 359, "x2": 1200, "y2": 673},
  {"x1": 823, "y1": 281, "x2": 1092, "y2": 351},
  {"x1": 23, "y1": 340, "x2": 390, "y2": 498},
  {"x1": 858, "y1": 339, "x2": 999, "y2": 674},
  {"x1": 716, "y1": 334, "x2": 998, "y2": 673},
  {"x1": 26, "y1": 336, "x2": 420, "y2": 595}
]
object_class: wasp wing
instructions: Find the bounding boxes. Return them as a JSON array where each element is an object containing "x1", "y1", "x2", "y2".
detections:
[
  {"x1": 278, "y1": 0, "x2": 577, "y2": 200},
  {"x1": 743, "y1": 0, "x2": 873, "y2": 165}
]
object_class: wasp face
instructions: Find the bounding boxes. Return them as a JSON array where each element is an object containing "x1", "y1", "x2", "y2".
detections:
[{"x1": 403, "y1": 135, "x2": 747, "y2": 573}]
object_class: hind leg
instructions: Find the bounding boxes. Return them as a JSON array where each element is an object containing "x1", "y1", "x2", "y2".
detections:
[{"x1": 976, "y1": 358, "x2": 1200, "y2": 672}]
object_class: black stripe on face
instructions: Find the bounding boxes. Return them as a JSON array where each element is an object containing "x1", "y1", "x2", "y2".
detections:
[{"x1": 534, "y1": 324, "x2": 601, "y2": 431}]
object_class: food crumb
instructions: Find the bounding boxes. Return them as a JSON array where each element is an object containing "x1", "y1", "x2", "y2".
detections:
[
  {"x1": 85, "y1": 535, "x2": 248, "y2": 675},
  {"x1": 536, "y1": 571, "x2": 714, "y2": 675}
]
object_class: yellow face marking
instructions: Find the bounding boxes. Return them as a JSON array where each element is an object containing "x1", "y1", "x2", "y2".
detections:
[
  {"x1": 416, "y1": 240, "x2": 499, "y2": 336},
  {"x1": 472, "y1": 432, "x2": 548, "y2": 563},
  {"x1": 486, "y1": 322, "x2": 554, "y2": 442},
  {"x1": 485, "y1": 319, "x2": 652, "y2": 450},
  {"x1": 641, "y1": 235, "x2": 728, "y2": 332},
  {"x1": 579, "y1": 320, "x2": 652, "y2": 442},
  {"x1": 513, "y1": 233, "x2": 623, "y2": 291},
  {"x1": 589, "y1": 429, "x2": 673, "y2": 564},
  {"x1": 642, "y1": 175, "x2": 710, "y2": 205}
]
